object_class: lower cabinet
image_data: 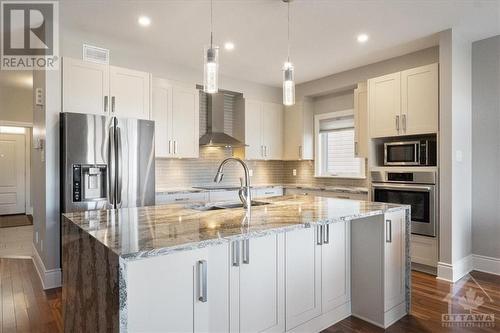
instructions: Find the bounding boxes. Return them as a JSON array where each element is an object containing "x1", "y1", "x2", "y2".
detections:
[
  {"x1": 230, "y1": 234, "x2": 285, "y2": 333},
  {"x1": 284, "y1": 222, "x2": 351, "y2": 331},
  {"x1": 126, "y1": 243, "x2": 230, "y2": 332}
]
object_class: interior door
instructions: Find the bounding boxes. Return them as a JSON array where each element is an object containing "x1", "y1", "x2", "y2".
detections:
[
  {"x1": 62, "y1": 57, "x2": 110, "y2": 115},
  {"x1": 262, "y1": 102, "x2": 284, "y2": 160},
  {"x1": 171, "y1": 86, "x2": 200, "y2": 158},
  {"x1": 110, "y1": 65, "x2": 151, "y2": 120},
  {"x1": 0, "y1": 133, "x2": 25, "y2": 215}
]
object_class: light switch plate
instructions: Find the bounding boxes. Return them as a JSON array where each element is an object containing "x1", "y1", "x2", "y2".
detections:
[
  {"x1": 455, "y1": 150, "x2": 463, "y2": 162},
  {"x1": 293, "y1": 169, "x2": 297, "y2": 176},
  {"x1": 35, "y1": 88, "x2": 44, "y2": 106},
  {"x1": 249, "y1": 169, "x2": 253, "y2": 177}
]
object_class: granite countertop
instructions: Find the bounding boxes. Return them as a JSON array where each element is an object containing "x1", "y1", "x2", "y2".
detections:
[
  {"x1": 63, "y1": 195, "x2": 407, "y2": 261},
  {"x1": 156, "y1": 184, "x2": 369, "y2": 195}
]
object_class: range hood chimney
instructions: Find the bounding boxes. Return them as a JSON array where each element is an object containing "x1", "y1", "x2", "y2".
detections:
[{"x1": 199, "y1": 92, "x2": 246, "y2": 147}]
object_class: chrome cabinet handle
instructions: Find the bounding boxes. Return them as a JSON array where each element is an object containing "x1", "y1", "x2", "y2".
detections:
[
  {"x1": 261, "y1": 145, "x2": 264, "y2": 157},
  {"x1": 242, "y1": 239, "x2": 250, "y2": 264},
  {"x1": 168, "y1": 140, "x2": 172, "y2": 154},
  {"x1": 264, "y1": 145, "x2": 268, "y2": 157},
  {"x1": 386, "y1": 219, "x2": 392, "y2": 243},
  {"x1": 116, "y1": 126, "x2": 122, "y2": 206},
  {"x1": 174, "y1": 197, "x2": 188, "y2": 201},
  {"x1": 104, "y1": 96, "x2": 109, "y2": 113},
  {"x1": 354, "y1": 142, "x2": 358, "y2": 156},
  {"x1": 197, "y1": 260, "x2": 208, "y2": 302},
  {"x1": 323, "y1": 224, "x2": 330, "y2": 244},
  {"x1": 174, "y1": 140, "x2": 178, "y2": 155},
  {"x1": 232, "y1": 241, "x2": 240, "y2": 266},
  {"x1": 395, "y1": 115, "x2": 400, "y2": 131},
  {"x1": 111, "y1": 96, "x2": 116, "y2": 113},
  {"x1": 316, "y1": 225, "x2": 323, "y2": 245},
  {"x1": 402, "y1": 114, "x2": 407, "y2": 132},
  {"x1": 108, "y1": 126, "x2": 115, "y2": 205}
]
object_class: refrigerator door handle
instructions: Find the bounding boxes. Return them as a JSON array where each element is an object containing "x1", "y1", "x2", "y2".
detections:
[
  {"x1": 108, "y1": 125, "x2": 116, "y2": 206},
  {"x1": 116, "y1": 126, "x2": 123, "y2": 206}
]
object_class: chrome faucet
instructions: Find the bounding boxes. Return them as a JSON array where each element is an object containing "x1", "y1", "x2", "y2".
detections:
[{"x1": 214, "y1": 157, "x2": 252, "y2": 209}]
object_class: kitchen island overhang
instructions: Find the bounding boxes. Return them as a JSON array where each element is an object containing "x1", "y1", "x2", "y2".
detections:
[{"x1": 62, "y1": 195, "x2": 410, "y2": 332}]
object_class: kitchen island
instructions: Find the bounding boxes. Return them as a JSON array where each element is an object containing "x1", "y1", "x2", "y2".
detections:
[{"x1": 62, "y1": 195, "x2": 410, "y2": 333}]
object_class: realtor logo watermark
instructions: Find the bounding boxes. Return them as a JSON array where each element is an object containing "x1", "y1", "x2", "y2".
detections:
[
  {"x1": 442, "y1": 274, "x2": 495, "y2": 328},
  {"x1": 1, "y1": 1, "x2": 59, "y2": 70}
]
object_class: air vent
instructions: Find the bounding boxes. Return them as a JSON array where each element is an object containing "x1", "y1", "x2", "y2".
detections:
[{"x1": 82, "y1": 44, "x2": 109, "y2": 64}]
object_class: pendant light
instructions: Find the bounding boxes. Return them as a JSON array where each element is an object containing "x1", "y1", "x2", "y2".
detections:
[
  {"x1": 282, "y1": 0, "x2": 295, "y2": 106},
  {"x1": 203, "y1": 0, "x2": 219, "y2": 94}
]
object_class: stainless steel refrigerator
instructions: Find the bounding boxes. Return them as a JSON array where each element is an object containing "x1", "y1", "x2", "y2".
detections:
[{"x1": 61, "y1": 112, "x2": 155, "y2": 213}]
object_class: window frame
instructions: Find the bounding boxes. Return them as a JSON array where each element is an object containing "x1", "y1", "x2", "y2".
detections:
[{"x1": 314, "y1": 110, "x2": 366, "y2": 179}]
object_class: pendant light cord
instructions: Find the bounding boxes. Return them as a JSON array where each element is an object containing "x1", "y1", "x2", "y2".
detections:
[
  {"x1": 210, "y1": 0, "x2": 213, "y2": 47},
  {"x1": 287, "y1": 1, "x2": 290, "y2": 62}
]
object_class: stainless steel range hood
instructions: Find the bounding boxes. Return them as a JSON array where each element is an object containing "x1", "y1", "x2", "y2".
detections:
[{"x1": 199, "y1": 92, "x2": 246, "y2": 147}]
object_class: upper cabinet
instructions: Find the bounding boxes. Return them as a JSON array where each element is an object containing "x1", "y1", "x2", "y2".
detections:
[
  {"x1": 152, "y1": 78, "x2": 199, "y2": 159},
  {"x1": 283, "y1": 99, "x2": 314, "y2": 160},
  {"x1": 234, "y1": 99, "x2": 284, "y2": 160},
  {"x1": 353, "y1": 82, "x2": 368, "y2": 158},
  {"x1": 401, "y1": 63, "x2": 439, "y2": 135},
  {"x1": 368, "y1": 63, "x2": 438, "y2": 138},
  {"x1": 62, "y1": 57, "x2": 151, "y2": 120}
]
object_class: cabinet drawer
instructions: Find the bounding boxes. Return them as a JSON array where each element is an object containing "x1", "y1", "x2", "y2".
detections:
[{"x1": 156, "y1": 192, "x2": 208, "y2": 204}]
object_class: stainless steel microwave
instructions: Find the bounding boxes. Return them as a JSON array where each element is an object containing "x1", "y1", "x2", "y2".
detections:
[{"x1": 384, "y1": 140, "x2": 436, "y2": 166}]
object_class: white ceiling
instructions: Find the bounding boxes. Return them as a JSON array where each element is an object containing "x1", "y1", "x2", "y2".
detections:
[{"x1": 60, "y1": 0, "x2": 500, "y2": 87}]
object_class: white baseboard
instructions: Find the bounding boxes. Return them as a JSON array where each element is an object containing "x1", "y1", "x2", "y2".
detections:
[
  {"x1": 437, "y1": 255, "x2": 473, "y2": 282},
  {"x1": 26, "y1": 206, "x2": 33, "y2": 215},
  {"x1": 32, "y1": 243, "x2": 61, "y2": 290},
  {"x1": 472, "y1": 254, "x2": 500, "y2": 275},
  {"x1": 287, "y1": 302, "x2": 351, "y2": 333}
]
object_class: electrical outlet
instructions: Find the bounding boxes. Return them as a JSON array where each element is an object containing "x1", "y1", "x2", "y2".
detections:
[
  {"x1": 455, "y1": 150, "x2": 463, "y2": 162},
  {"x1": 293, "y1": 169, "x2": 297, "y2": 176},
  {"x1": 249, "y1": 169, "x2": 253, "y2": 177}
]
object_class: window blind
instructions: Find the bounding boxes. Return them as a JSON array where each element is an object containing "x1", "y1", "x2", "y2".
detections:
[{"x1": 324, "y1": 128, "x2": 361, "y2": 175}]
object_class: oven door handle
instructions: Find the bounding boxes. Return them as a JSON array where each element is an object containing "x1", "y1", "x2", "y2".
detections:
[{"x1": 371, "y1": 184, "x2": 434, "y2": 192}]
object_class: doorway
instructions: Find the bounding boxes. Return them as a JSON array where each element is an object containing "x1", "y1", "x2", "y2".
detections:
[{"x1": 0, "y1": 70, "x2": 34, "y2": 258}]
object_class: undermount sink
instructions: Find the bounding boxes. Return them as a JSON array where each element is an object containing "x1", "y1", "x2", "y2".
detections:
[{"x1": 189, "y1": 201, "x2": 270, "y2": 211}]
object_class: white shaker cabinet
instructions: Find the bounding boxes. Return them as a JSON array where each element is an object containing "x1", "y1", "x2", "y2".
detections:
[
  {"x1": 284, "y1": 226, "x2": 322, "y2": 330},
  {"x1": 368, "y1": 63, "x2": 438, "y2": 138},
  {"x1": 401, "y1": 63, "x2": 439, "y2": 135},
  {"x1": 152, "y1": 78, "x2": 199, "y2": 158},
  {"x1": 283, "y1": 100, "x2": 314, "y2": 160},
  {"x1": 230, "y1": 234, "x2": 285, "y2": 333},
  {"x1": 368, "y1": 72, "x2": 401, "y2": 138},
  {"x1": 109, "y1": 65, "x2": 151, "y2": 120},
  {"x1": 234, "y1": 99, "x2": 284, "y2": 160},
  {"x1": 126, "y1": 243, "x2": 230, "y2": 332},
  {"x1": 62, "y1": 57, "x2": 151, "y2": 120},
  {"x1": 62, "y1": 57, "x2": 110, "y2": 116},
  {"x1": 353, "y1": 83, "x2": 368, "y2": 158}
]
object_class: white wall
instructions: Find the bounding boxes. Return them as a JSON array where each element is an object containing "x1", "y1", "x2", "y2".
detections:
[
  {"x1": 471, "y1": 36, "x2": 500, "y2": 260},
  {"x1": 438, "y1": 29, "x2": 473, "y2": 282},
  {"x1": 0, "y1": 71, "x2": 33, "y2": 124},
  {"x1": 313, "y1": 91, "x2": 354, "y2": 115}
]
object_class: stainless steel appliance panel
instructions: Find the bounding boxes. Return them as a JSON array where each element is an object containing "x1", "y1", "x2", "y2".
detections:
[
  {"x1": 61, "y1": 112, "x2": 112, "y2": 212},
  {"x1": 114, "y1": 117, "x2": 155, "y2": 209}
]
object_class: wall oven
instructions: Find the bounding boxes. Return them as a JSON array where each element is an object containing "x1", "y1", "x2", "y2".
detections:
[
  {"x1": 384, "y1": 140, "x2": 436, "y2": 166},
  {"x1": 372, "y1": 171, "x2": 437, "y2": 237}
]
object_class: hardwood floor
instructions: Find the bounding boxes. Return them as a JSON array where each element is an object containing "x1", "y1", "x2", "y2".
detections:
[
  {"x1": 0, "y1": 258, "x2": 498, "y2": 332},
  {"x1": 0, "y1": 258, "x2": 61, "y2": 333}
]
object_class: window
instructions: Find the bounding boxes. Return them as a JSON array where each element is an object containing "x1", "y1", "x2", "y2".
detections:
[{"x1": 315, "y1": 111, "x2": 365, "y2": 178}]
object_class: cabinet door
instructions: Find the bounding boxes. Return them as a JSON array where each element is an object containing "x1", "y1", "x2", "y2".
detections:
[
  {"x1": 285, "y1": 226, "x2": 322, "y2": 330},
  {"x1": 233, "y1": 234, "x2": 285, "y2": 333},
  {"x1": 384, "y1": 210, "x2": 406, "y2": 311},
  {"x1": 126, "y1": 244, "x2": 230, "y2": 332},
  {"x1": 110, "y1": 66, "x2": 151, "y2": 120},
  {"x1": 244, "y1": 100, "x2": 264, "y2": 160},
  {"x1": 354, "y1": 82, "x2": 368, "y2": 158},
  {"x1": 283, "y1": 103, "x2": 302, "y2": 160},
  {"x1": 171, "y1": 86, "x2": 200, "y2": 158},
  {"x1": 368, "y1": 72, "x2": 401, "y2": 138},
  {"x1": 401, "y1": 63, "x2": 438, "y2": 135},
  {"x1": 321, "y1": 222, "x2": 351, "y2": 313},
  {"x1": 62, "y1": 57, "x2": 109, "y2": 115},
  {"x1": 262, "y1": 102, "x2": 284, "y2": 160},
  {"x1": 152, "y1": 79, "x2": 173, "y2": 157}
]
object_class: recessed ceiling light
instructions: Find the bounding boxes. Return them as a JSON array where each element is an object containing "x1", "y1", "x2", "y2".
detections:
[
  {"x1": 357, "y1": 33, "x2": 369, "y2": 43},
  {"x1": 224, "y1": 42, "x2": 235, "y2": 51},
  {"x1": 138, "y1": 16, "x2": 151, "y2": 27}
]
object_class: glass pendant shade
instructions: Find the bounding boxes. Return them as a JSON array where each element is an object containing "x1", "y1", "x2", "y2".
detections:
[
  {"x1": 283, "y1": 62, "x2": 295, "y2": 106},
  {"x1": 203, "y1": 45, "x2": 219, "y2": 94}
]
